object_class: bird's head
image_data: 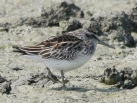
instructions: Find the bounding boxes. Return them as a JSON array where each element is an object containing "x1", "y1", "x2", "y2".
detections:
[{"x1": 85, "y1": 31, "x2": 115, "y2": 49}]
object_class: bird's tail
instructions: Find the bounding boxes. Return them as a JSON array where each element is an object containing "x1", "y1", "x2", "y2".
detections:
[{"x1": 12, "y1": 45, "x2": 27, "y2": 55}]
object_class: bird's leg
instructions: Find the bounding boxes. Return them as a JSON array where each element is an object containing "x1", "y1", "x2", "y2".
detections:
[
  {"x1": 46, "y1": 67, "x2": 60, "y2": 83},
  {"x1": 61, "y1": 70, "x2": 67, "y2": 89}
]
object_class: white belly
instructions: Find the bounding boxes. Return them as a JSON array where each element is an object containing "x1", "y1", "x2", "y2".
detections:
[
  {"x1": 44, "y1": 55, "x2": 92, "y2": 72},
  {"x1": 26, "y1": 54, "x2": 93, "y2": 72}
]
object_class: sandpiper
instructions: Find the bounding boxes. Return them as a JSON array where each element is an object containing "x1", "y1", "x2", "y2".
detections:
[{"x1": 13, "y1": 28, "x2": 114, "y2": 89}]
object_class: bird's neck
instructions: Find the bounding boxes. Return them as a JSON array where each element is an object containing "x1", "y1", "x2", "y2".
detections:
[{"x1": 82, "y1": 40, "x2": 97, "y2": 55}]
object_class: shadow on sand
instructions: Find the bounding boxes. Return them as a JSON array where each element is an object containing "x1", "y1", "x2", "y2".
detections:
[
  {"x1": 50, "y1": 86, "x2": 92, "y2": 92},
  {"x1": 50, "y1": 86, "x2": 123, "y2": 93}
]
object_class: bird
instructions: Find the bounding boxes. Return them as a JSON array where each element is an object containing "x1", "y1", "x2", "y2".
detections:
[{"x1": 13, "y1": 28, "x2": 115, "y2": 89}]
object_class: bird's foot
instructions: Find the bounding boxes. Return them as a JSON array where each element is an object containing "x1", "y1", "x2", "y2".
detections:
[
  {"x1": 56, "y1": 85, "x2": 68, "y2": 90},
  {"x1": 61, "y1": 84, "x2": 67, "y2": 90}
]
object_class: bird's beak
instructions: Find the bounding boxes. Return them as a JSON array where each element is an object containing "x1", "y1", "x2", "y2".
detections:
[{"x1": 98, "y1": 40, "x2": 115, "y2": 49}]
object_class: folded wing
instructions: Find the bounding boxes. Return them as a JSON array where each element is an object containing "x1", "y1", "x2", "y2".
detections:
[{"x1": 13, "y1": 35, "x2": 83, "y2": 60}]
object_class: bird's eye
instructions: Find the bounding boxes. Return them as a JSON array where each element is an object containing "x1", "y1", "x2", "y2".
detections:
[
  {"x1": 85, "y1": 32, "x2": 92, "y2": 38},
  {"x1": 85, "y1": 32, "x2": 100, "y2": 41}
]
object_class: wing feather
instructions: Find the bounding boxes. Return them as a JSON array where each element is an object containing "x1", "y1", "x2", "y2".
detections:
[{"x1": 13, "y1": 35, "x2": 83, "y2": 60}]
